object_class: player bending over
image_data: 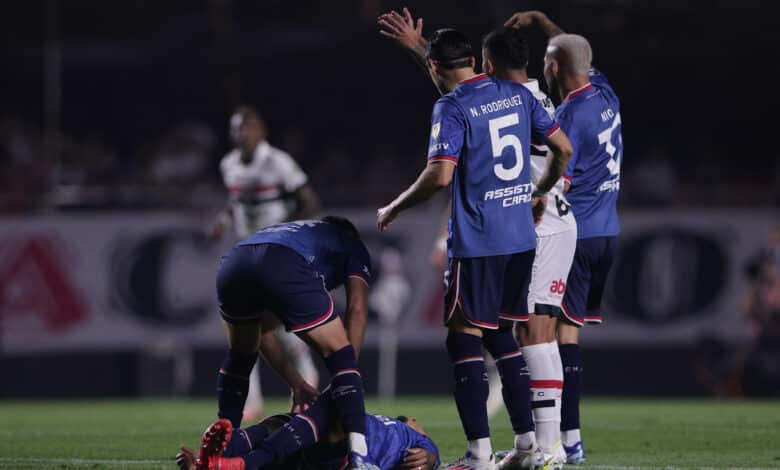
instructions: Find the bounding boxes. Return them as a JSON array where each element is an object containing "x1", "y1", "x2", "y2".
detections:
[
  {"x1": 377, "y1": 28, "x2": 572, "y2": 470},
  {"x1": 379, "y1": 11, "x2": 577, "y2": 466},
  {"x1": 212, "y1": 105, "x2": 321, "y2": 421},
  {"x1": 210, "y1": 216, "x2": 377, "y2": 470},
  {"x1": 177, "y1": 387, "x2": 440, "y2": 470},
  {"x1": 505, "y1": 11, "x2": 625, "y2": 464}
]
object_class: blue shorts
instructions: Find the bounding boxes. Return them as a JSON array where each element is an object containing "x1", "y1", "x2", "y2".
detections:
[
  {"x1": 444, "y1": 250, "x2": 535, "y2": 329},
  {"x1": 561, "y1": 236, "x2": 617, "y2": 326},
  {"x1": 216, "y1": 243, "x2": 335, "y2": 332}
]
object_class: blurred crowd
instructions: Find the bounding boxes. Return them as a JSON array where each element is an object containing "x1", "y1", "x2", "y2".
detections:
[{"x1": 2, "y1": 111, "x2": 777, "y2": 214}]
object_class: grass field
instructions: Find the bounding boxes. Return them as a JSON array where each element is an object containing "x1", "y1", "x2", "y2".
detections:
[{"x1": 0, "y1": 398, "x2": 778, "y2": 469}]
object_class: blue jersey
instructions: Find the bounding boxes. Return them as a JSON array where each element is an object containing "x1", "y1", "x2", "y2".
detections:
[
  {"x1": 366, "y1": 415, "x2": 440, "y2": 470},
  {"x1": 428, "y1": 74, "x2": 560, "y2": 258},
  {"x1": 238, "y1": 220, "x2": 371, "y2": 290},
  {"x1": 556, "y1": 69, "x2": 623, "y2": 239}
]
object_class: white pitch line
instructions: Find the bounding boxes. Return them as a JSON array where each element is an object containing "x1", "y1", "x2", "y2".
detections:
[{"x1": 0, "y1": 457, "x2": 170, "y2": 465}]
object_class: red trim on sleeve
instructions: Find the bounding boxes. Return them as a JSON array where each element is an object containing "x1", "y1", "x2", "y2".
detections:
[
  {"x1": 545, "y1": 124, "x2": 561, "y2": 137},
  {"x1": 562, "y1": 175, "x2": 572, "y2": 182},
  {"x1": 429, "y1": 155, "x2": 459, "y2": 164}
]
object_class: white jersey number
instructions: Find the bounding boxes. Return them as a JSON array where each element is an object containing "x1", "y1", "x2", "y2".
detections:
[
  {"x1": 598, "y1": 112, "x2": 622, "y2": 176},
  {"x1": 489, "y1": 113, "x2": 524, "y2": 181}
]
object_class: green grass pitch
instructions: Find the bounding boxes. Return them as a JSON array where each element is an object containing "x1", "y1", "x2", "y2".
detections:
[{"x1": 0, "y1": 398, "x2": 778, "y2": 469}]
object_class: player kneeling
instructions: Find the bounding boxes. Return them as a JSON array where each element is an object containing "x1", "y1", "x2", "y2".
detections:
[{"x1": 177, "y1": 386, "x2": 440, "y2": 470}]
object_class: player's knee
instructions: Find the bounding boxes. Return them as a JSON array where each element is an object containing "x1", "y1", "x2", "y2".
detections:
[
  {"x1": 447, "y1": 308, "x2": 483, "y2": 337},
  {"x1": 557, "y1": 322, "x2": 580, "y2": 344},
  {"x1": 482, "y1": 327, "x2": 518, "y2": 358}
]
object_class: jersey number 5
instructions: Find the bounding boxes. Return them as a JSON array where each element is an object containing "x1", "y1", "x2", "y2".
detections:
[{"x1": 489, "y1": 113, "x2": 524, "y2": 181}]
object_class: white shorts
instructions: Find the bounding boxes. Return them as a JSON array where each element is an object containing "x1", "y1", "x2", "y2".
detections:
[{"x1": 527, "y1": 228, "x2": 577, "y2": 317}]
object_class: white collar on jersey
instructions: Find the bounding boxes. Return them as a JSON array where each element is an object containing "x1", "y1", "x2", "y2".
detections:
[
  {"x1": 250, "y1": 140, "x2": 272, "y2": 165},
  {"x1": 523, "y1": 78, "x2": 541, "y2": 93}
]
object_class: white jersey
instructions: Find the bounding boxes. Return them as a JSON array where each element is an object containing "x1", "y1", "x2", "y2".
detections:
[
  {"x1": 220, "y1": 140, "x2": 308, "y2": 238},
  {"x1": 523, "y1": 79, "x2": 577, "y2": 237}
]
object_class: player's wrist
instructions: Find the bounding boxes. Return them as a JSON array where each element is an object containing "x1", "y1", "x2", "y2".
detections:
[{"x1": 532, "y1": 189, "x2": 548, "y2": 198}]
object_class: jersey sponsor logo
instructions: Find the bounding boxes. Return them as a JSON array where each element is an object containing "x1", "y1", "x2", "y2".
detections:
[
  {"x1": 550, "y1": 279, "x2": 567, "y2": 295},
  {"x1": 484, "y1": 183, "x2": 533, "y2": 208},
  {"x1": 428, "y1": 142, "x2": 449, "y2": 153}
]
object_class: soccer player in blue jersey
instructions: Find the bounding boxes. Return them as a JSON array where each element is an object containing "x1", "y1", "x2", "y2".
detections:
[
  {"x1": 203, "y1": 216, "x2": 377, "y2": 470},
  {"x1": 177, "y1": 387, "x2": 440, "y2": 470},
  {"x1": 377, "y1": 29, "x2": 573, "y2": 470},
  {"x1": 505, "y1": 11, "x2": 625, "y2": 464}
]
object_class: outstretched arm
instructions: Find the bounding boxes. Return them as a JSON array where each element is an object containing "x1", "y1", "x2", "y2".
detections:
[
  {"x1": 259, "y1": 317, "x2": 318, "y2": 412},
  {"x1": 377, "y1": 161, "x2": 454, "y2": 231},
  {"x1": 378, "y1": 7, "x2": 445, "y2": 96},
  {"x1": 504, "y1": 10, "x2": 564, "y2": 37}
]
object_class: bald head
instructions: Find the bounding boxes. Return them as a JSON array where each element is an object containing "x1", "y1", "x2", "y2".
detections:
[{"x1": 547, "y1": 34, "x2": 592, "y2": 76}]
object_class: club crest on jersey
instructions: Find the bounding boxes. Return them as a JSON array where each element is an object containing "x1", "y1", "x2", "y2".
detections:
[{"x1": 431, "y1": 122, "x2": 441, "y2": 139}]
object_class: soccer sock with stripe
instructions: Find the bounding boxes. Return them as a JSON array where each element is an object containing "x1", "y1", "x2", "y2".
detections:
[
  {"x1": 324, "y1": 345, "x2": 368, "y2": 457},
  {"x1": 217, "y1": 349, "x2": 259, "y2": 428},
  {"x1": 446, "y1": 331, "x2": 492, "y2": 459},
  {"x1": 559, "y1": 343, "x2": 583, "y2": 445},
  {"x1": 521, "y1": 341, "x2": 563, "y2": 452},
  {"x1": 483, "y1": 328, "x2": 535, "y2": 449}
]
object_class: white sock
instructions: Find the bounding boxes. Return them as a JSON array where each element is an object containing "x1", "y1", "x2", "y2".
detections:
[
  {"x1": 349, "y1": 432, "x2": 368, "y2": 456},
  {"x1": 522, "y1": 342, "x2": 562, "y2": 452},
  {"x1": 562, "y1": 429, "x2": 581, "y2": 447},
  {"x1": 514, "y1": 431, "x2": 536, "y2": 450},
  {"x1": 468, "y1": 437, "x2": 493, "y2": 460}
]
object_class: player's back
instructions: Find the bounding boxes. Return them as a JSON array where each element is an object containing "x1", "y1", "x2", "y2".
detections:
[
  {"x1": 556, "y1": 69, "x2": 623, "y2": 239},
  {"x1": 238, "y1": 220, "x2": 371, "y2": 290},
  {"x1": 365, "y1": 415, "x2": 439, "y2": 470},
  {"x1": 429, "y1": 74, "x2": 559, "y2": 257}
]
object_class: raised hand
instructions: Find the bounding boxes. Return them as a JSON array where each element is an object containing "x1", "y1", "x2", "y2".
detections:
[{"x1": 378, "y1": 7, "x2": 426, "y2": 51}]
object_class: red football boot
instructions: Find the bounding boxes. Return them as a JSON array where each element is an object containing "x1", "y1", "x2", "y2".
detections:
[{"x1": 195, "y1": 419, "x2": 233, "y2": 470}]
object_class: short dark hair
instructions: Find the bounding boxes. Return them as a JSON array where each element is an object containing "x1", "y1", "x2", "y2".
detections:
[
  {"x1": 232, "y1": 105, "x2": 262, "y2": 123},
  {"x1": 427, "y1": 28, "x2": 473, "y2": 70},
  {"x1": 396, "y1": 415, "x2": 408, "y2": 423},
  {"x1": 322, "y1": 215, "x2": 360, "y2": 239},
  {"x1": 482, "y1": 27, "x2": 529, "y2": 71}
]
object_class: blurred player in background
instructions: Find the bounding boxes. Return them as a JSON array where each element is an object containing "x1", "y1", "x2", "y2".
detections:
[
  {"x1": 377, "y1": 28, "x2": 573, "y2": 470},
  {"x1": 177, "y1": 386, "x2": 439, "y2": 470},
  {"x1": 210, "y1": 217, "x2": 376, "y2": 470},
  {"x1": 504, "y1": 10, "x2": 625, "y2": 464},
  {"x1": 379, "y1": 10, "x2": 576, "y2": 466},
  {"x1": 212, "y1": 105, "x2": 321, "y2": 420}
]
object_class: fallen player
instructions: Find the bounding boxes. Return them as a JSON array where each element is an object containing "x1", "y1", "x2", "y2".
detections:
[{"x1": 177, "y1": 387, "x2": 440, "y2": 470}]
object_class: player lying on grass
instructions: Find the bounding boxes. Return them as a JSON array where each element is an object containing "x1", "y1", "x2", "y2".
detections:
[
  {"x1": 176, "y1": 386, "x2": 440, "y2": 470},
  {"x1": 212, "y1": 216, "x2": 376, "y2": 469}
]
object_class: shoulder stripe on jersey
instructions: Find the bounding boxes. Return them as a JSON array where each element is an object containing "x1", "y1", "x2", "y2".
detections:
[
  {"x1": 459, "y1": 73, "x2": 488, "y2": 84},
  {"x1": 564, "y1": 83, "x2": 594, "y2": 102}
]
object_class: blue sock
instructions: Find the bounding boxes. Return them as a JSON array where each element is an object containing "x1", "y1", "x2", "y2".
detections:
[
  {"x1": 240, "y1": 415, "x2": 318, "y2": 470},
  {"x1": 483, "y1": 328, "x2": 534, "y2": 434},
  {"x1": 223, "y1": 422, "x2": 270, "y2": 457},
  {"x1": 559, "y1": 344, "x2": 582, "y2": 432},
  {"x1": 446, "y1": 331, "x2": 489, "y2": 441},
  {"x1": 324, "y1": 345, "x2": 367, "y2": 439},
  {"x1": 217, "y1": 349, "x2": 258, "y2": 428}
]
